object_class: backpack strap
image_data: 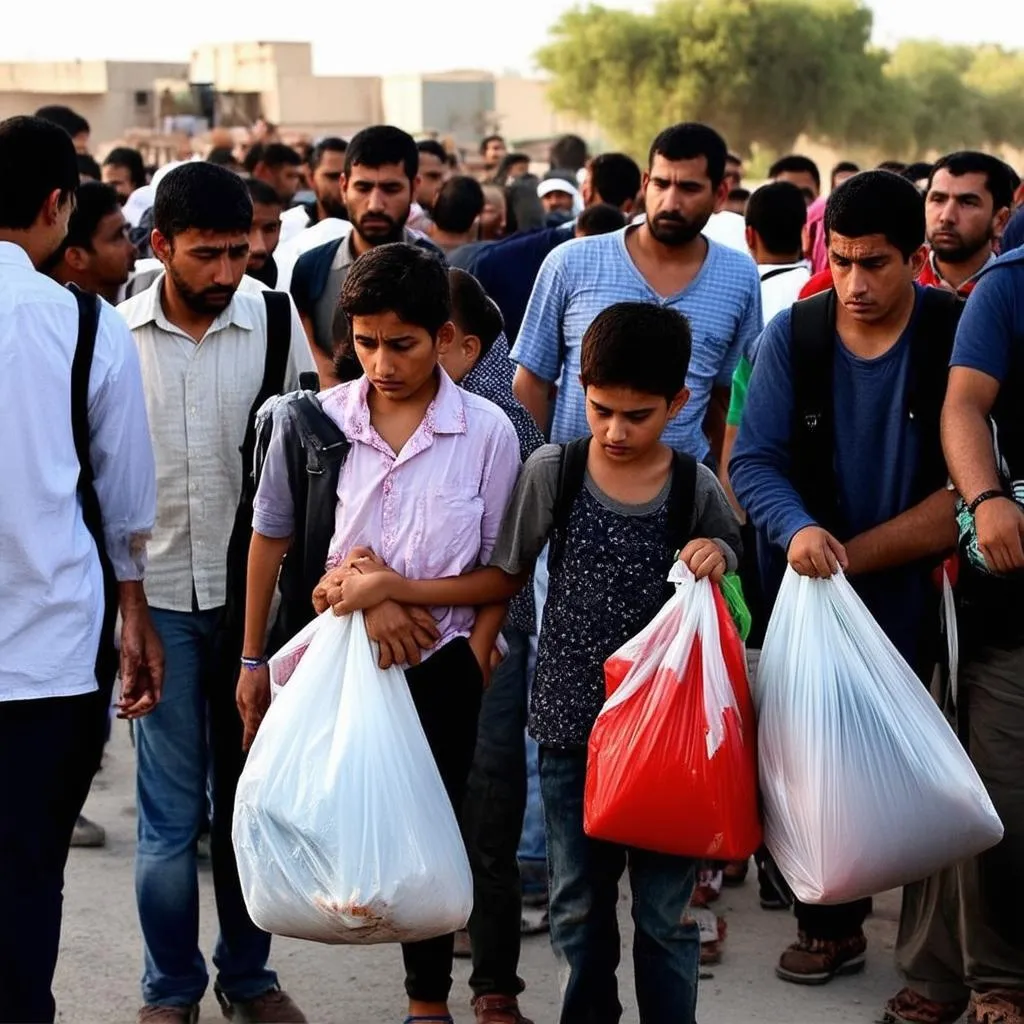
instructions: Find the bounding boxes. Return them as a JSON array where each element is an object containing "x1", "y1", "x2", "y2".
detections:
[
  {"x1": 69, "y1": 286, "x2": 119, "y2": 686},
  {"x1": 789, "y1": 289, "x2": 844, "y2": 536},
  {"x1": 549, "y1": 437, "x2": 591, "y2": 570},
  {"x1": 760, "y1": 265, "x2": 806, "y2": 284},
  {"x1": 665, "y1": 450, "x2": 698, "y2": 552}
]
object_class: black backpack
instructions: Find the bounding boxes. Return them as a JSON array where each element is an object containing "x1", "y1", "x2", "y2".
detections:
[{"x1": 548, "y1": 437, "x2": 698, "y2": 572}]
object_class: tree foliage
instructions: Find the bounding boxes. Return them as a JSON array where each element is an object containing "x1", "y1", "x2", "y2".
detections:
[{"x1": 536, "y1": 0, "x2": 1024, "y2": 159}]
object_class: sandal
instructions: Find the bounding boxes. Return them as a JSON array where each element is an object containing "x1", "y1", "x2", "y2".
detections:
[
  {"x1": 883, "y1": 987, "x2": 968, "y2": 1024},
  {"x1": 403, "y1": 1017, "x2": 455, "y2": 1023}
]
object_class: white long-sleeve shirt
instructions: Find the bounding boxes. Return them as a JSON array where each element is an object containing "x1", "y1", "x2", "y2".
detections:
[{"x1": 0, "y1": 242, "x2": 156, "y2": 702}]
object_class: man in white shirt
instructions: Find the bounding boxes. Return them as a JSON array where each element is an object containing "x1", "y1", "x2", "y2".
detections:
[
  {"x1": 118, "y1": 162, "x2": 311, "y2": 1024},
  {"x1": 0, "y1": 115, "x2": 161, "y2": 1024},
  {"x1": 745, "y1": 181, "x2": 812, "y2": 324}
]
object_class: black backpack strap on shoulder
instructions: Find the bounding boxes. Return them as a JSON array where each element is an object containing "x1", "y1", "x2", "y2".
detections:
[
  {"x1": 549, "y1": 437, "x2": 591, "y2": 570},
  {"x1": 261, "y1": 290, "x2": 292, "y2": 394},
  {"x1": 790, "y1": 289, "x2": 843, "y2": 535},
  {"x1": 292, "y1": 390, "x2": 350, "y2": 475},
  {"x1": 69, "y1": 286, "x2": 118, "y2": 686},
  {"x1": 666, "y1": 451, "x2": 698, "y2": 552}
]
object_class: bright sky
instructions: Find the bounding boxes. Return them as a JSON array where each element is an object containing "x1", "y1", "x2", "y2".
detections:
[{"x1": 0, "y1": 0, "x2": 1020, "y2": 74}]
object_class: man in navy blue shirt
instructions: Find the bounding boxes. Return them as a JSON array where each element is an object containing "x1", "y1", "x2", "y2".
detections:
[{"x1": 731, "y1": 171, "x2": 961, "y2": 988}]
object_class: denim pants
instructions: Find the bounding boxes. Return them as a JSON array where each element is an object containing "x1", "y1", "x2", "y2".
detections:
[
  {"x1": 134, "y1": 607, "x2": 277, "y2": 1007},
  {"x1": 464, "y1": 626, "x2": 530, "y2": 999},
  {"x1": 518, "y1": 551, "x2": 548, "y2": 869},
  {"x1": 540, "y1": 747, "x2": 700, "y2": 1024}
]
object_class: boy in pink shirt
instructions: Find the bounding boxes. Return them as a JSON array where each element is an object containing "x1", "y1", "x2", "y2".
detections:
[{"x1": 239, "y1": 243, "x2": 521, "y2": 1024}]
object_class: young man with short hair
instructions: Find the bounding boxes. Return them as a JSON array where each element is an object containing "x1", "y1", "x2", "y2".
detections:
[
  {"x1": 103, "y1": 146, "x2": 147, "y2": 205},
  {"x1": 43, "y1": 180, "x2": 138, "y2": 304},
  {"x1": 481, "y1": 134, "x2": 508, "y2": 176},
  {"x1": 244, "y1": 178, "x2": 285, "y2": 288},
  {"x1": 245, "y1": 142, "x2": 303, "y2": 206},
  {"x1": 0, "y1": 114, "x2": 159, "y2": 1023},
  {"x1": 769, "y1": 154, "x2": 822, "y2": 204},
  {"x1": 429, "y1": 176, "x2": 485, "y2": 254},
  {"x1": 731, "y1": 170, "x2": 963, "y2": 987},
  {"x1": 831, "y1": 161, "x2": 860, "y2": 191},
  {"x1": 414, "y1": 139, "x2": 453, "y2": 222},
  {"x1": 278, "y1": 136, "x2": 348, "y2": 246},
  {"x1": 35, "y1": 103, "x2": 91, "y2": 153},
  {"x1": 119, "y1": 162, "x2": 312, "y2": 1024}
]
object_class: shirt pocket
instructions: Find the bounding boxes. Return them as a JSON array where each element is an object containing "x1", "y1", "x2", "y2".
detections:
[{"x1": 414, "y1": 486, "x2": 484, "y2": 580}]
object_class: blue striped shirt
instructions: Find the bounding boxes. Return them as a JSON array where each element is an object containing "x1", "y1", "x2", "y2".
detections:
[{"x1": 510, "y1": 227, "x2": 763, "y2": 459}]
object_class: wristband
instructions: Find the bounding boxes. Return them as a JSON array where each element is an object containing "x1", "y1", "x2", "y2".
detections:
[
  {"x1": 967, "y1": 490, "x2": 1004, "y2": 516},
  {"x1": 240, "y1": 655, "x2": 268, "y2": 670}
]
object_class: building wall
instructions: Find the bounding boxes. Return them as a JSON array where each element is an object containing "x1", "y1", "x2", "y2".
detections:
[
  {"x1": 274, "y1": 74, "x2": 382, "y2": 134},
  {"x1": 494, "y1": 76, "x2": 602, "y2": 147},
  {"x1": 422, "y1": 79, "x2": 494, "y2": 143},
  {"x1": 381, "y1": 75, "x2": 425, "y2": 135}
]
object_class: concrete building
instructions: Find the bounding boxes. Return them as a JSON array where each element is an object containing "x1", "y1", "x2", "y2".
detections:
[{"x1": 0, "y1": 60, "x2": 188, "y2": 143}]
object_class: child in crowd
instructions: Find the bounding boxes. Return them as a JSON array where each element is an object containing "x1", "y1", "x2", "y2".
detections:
[
  {"x1": 241, "y1": 242, "x2": 522, "y2": 1024},
  {"x1": 329, "y1": 301, "x2": 743, "y2": 1024}
]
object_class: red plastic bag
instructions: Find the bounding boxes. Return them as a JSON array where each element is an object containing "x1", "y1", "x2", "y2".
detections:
[{"x1": 584, "y1": 563, "x2": 761, "y2": 860}]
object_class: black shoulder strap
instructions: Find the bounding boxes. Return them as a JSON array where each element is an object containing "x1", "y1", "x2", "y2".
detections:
[
  {"x1": 549, "y1": 437, "x2": 591, "y2": 570},
  {"x1": 666, "y1": 450, "x2": 698, "y2": 551},
  {"x1": 69, "y1": 286, "x2": 118, "y2": 685},
  {"x1": 760, "y1": 265, "x2": 805, "y2": 284},
  {"x1": 789, "y1": 289, "x2": 844, "y2": 535}
]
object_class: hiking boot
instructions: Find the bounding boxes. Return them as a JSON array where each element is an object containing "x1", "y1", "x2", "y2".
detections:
[
  {"x1": 137, "y1": 1006, "x2": 199, "y2": 1024},
  {"x1": 775, "y1": 931, "x2": 867, "y2": 985},
  {"x1": 883, "y1": 987, "x2": 969, "y2": 1023},
  {"x1": 472, "y1": 995, "x2": 535, "y2": 1024},
  {"x1": 71, "y1": 814, "x2": 106, "y2": 848},
  {"x1": 215, "y1": 985, "x2": 307, "y2": 1023},
  {"x1": 970, "y1": 990, "x2": 1024, "y2": 1024}
]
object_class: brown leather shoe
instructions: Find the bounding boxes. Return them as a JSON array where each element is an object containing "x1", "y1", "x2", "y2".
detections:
[
  {"x1": 472, "y1": 995, "x2": 535, "y2": 1024},
  {"x1": 775, "y1": 930, "x2": 867, "y2": 985},
  {"x1": 137, "y1": 1006, "x2": 200, "y2": 1024},
  {"x1": 970, "y1": 990, "x2": 1024, "y2": 1024},
  {"x1": 216, "y1": 986, "x2": 307, "y2": 1023},
  {"x1": 883, "y1": 986, "x2": 969, "y2": 1023}
]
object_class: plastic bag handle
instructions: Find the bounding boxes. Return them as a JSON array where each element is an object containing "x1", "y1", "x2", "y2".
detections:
[{"x1": 941, "y1": 568, "x2": 958, "y2": 706}]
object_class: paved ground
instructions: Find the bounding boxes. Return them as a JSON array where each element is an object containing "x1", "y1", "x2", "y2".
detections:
[{"x1": 57, "y1": 722, "x2": 908, "y2": 1024}]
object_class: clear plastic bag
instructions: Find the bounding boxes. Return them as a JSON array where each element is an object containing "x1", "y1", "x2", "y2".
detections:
[
  {"x1": 757, "y1": 567, "x2": 1003, "y2": 905},
  {"x1": 233, "y1": 610, "x2": 473, "y2": 944},
  {"x1": 585, "y1": 563, "x2": 762, "y2": 860}
]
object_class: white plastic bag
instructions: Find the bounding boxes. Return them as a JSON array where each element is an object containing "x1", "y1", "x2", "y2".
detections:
[
  {"x1": 757, "y1": 567, "x2": 1003, "y2": 905},
  {"x1": 233, "y1": 610, "x2": 473, "y2": 944}
]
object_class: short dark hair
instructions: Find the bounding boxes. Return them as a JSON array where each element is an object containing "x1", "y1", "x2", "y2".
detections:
[
  {"x1": 207, "y1": 146, "x2": 239, "y2": 168},
  {"x1": 549, "y1": 134, "x2": 589, "y2": 172},
  {"x1": 340, "y1": 243, "x2": 450, "y2": 338},
  {"x1": 648, "y1": 123, "x2": 728, "y2": 187},
  {"x1": 928, "y1": 151, "x2": 1015, "y2": 212},
  {"x1": 154, "y1": 162, "x2": 253, "y2": 241},
  {"x1": 432, "y1": 175, "x2": 485, "y2": 234},
  {"x1": 417, "y1": 139, "x2": 449, "y2": 165},
  {"x1": 904, "y1": 161, "x2": 934, "y2": 184},
  {"x1": 831, "y1": 160, "x2": 860, "y2": 184},
  {"x1": 825, "y1": 170, "x2": 925, "y2": 260},
  {"x1": 877, "y1": 160, "x2": 908, "y2": 175},
  {"x1": 310, "y1": 136, "x2": 347, "y2": 169},
  {"x1": 103, "y1": 146, "x2": 146, "y2": 188},
  {"x1": 449, "y1": 268, "x2": 504, "y2": 357},
  {"x1": 245, "y1": 142, "x2": 301, "y2": 173},
  {"x1": 726, "y1": 152, "x2": 742, "y2": 166},
  {"x1": 344, "y1": 125, "x2": 419, "y2": 182},
  {"x1": 480, "y1": 134, "x2": 505, "y2": 155},
  {"x1": 77, "y1": 153, "x2": 102, "y2": 181},
  {"x1": 728, "y1": 187, "x2": 751, "y2": 203},
  {"x1": 575, "y1": 203, "x2": 627, "y2": 237},
  {"x1": 246, "y1": 177, "x2": 284, "y2": 207},
  {"x1": 746, "y1": 181, "x2": 807, "y2": 255},
  {"x1": 35, "y1": 105, "x2": 90, "y2": 139},
  {"x1": 581, "y1": 302, "x2": 691, "y2": 402},
  {"x1": 768, "y1": 154, "x2": 821, "y2": 191},
  {"x1": 43, "y1": 181, "x2": 122, "y2": 269},
  {"x1": 589, "y1": 152, "x2": 641, "y2": 209},
  {"x1": 0, "y1": 116, "x2": 79, "y2": 229}
]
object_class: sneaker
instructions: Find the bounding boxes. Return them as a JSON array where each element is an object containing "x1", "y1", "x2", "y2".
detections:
[
  {"x1": 775, "y1": 931, "x2": 867, "y2": 985},
  {"x1": 71, "y1": 814, "x2": 106, "y2": 848},
  {"x1": 472, "y1": 994, "x2": 535, "y2": 1024},
  {"x1": 215, "y1": 985, "x2": 307, "y2": 1023},
  {"x1": 970, "y1": 990, "x2": 1024, "y2": 1024},
  {"x1": 883, "y1": 987, "x2": 969, "y2": 1023},
  {"x1": 137, "y1": 1006, "x2": 200, "y2": 1024},
  {"x1": 520, "y1": 904, "x2": 549, "y2": 936}
]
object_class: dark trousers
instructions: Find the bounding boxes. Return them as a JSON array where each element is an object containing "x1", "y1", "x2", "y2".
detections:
[
  {"x1": 464, "y1": 626, "x2": 530, "y2": 999},
  {"x1": 402, "y1": 638, "x2": 484, "y2": 1003},
  {"x1": 0, "y1": 683, "x2": 111, "y2": 1022},
  {"x1": 795, "y1": 898, "x2": 873, "y2": 941}
]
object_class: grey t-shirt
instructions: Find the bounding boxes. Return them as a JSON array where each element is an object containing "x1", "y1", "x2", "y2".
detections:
[{"x1": 489, "y1": 443, "x2": 741, "y2": 575}]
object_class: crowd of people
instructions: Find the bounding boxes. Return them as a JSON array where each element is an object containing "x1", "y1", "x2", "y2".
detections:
[{"x1": 0, "y1": 98, "x2": 1022, "y2": 1024}]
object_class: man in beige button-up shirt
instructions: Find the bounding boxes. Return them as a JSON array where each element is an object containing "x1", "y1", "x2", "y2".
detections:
[{"x1": 118, "y1": 163, "x2": 309, "y2": 1024}]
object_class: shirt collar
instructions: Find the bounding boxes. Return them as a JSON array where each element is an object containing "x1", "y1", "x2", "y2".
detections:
[
  {"x1": 924, "y1": 249, "x2": 997, "y2": 294},
  {"x1": 121, "y1": 269, "x2": 255, "y2": 336},
  {"x1": 0, "y1": 241, "x2": 34, "y2": 269},
  {"x1": 331, "y1": 228, "x2": 423, "y2": 271}
]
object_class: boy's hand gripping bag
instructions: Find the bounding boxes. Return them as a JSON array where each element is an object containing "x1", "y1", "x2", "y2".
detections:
[
  {"x1": 757, "y1": 567, "x2": 1004, "y2": 905},
  {"x1": 232, "y1": 610, "x2": 473, "y2": 944},
  {"x1": 584, "y1": 562, "x2": 762, "y2": 860}
]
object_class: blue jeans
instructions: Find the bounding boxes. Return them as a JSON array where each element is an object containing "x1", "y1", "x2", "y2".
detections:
[
  {"x1": 540, "y1": 747, "x2": 699, "y2": 1024},
  {"x1": 134, "y1": 607, "x2": 277, "y2": 1007},
  {"x1": 518, "y1": 549, "x2": 548, "y2": 870}
]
